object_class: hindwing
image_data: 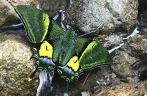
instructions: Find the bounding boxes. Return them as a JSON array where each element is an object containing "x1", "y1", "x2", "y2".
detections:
[{"x1": 57, "y1": 38, "x2": 110, "y2": 82}]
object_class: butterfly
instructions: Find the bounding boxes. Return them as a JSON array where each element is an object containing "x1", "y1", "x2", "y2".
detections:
[{"x1": 14, "y1": 5, "x2": 110, "y2": 83}]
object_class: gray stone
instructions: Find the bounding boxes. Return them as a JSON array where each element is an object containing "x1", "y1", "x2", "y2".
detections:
[
  {"x1": 0, "y1": 0, "x2": 17, "y2": 26},
  {"x1": 0, "y1": 0, "x2": 138, "y2": 35},
  {"x1": 0, "y1": 32, "x2": 38, "y2": 96},
  {"x1": 111, "y1": 33, "x2": 147, "y2": 83},
  {"x1": 66, "y1": 0, "x2": 138, "y2": 34}
]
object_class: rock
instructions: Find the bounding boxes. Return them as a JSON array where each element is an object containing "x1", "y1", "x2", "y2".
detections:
[
  {"x1": 0, "y1": 0, "x2": 39, "y2": 26},
  {"x1": 2, "y1": 1, "x2": 147, "y2": 96},
  {"x1": 144, "y1": 93, "x2": 147, "y2": 96},
  {"x1": 66, "y1": 0, "x2": 138, "y2": 34},
  {"x1": 111, "y1": 33, "x2": 147, "y2": 82},
  {"x1": 81, "y1": 91, "x2": 90, "y2": 96},
  {"x1": 95, "y1": 80, "x2": 147, "y2": 96},
  {"x1": 104, "y1": 34, "x2": 123, "y2": 48},
  {"x1": 0, "y1": 31, "x2": 38, "y2": 96},
  {"x1": 0, "y1": 0, "x2": 18, "y2": 26},
  {"x1": 0, "y1": 0, "x2": 138, "y2": 34},
  {"x1": 109, "y1": 10, "x2": 147, "y2": 81},
  {"x1": 95, "y1": 8, "x2": 147, "y2": 96}
]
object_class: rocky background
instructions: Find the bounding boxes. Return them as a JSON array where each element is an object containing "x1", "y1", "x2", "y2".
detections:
[{"x1": 0, "y1": 0, "x2": 147, "y2": 96}]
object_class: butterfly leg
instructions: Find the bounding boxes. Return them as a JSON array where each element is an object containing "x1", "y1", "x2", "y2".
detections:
[
  {"x1": 53, "y1": 13, "x2": 60, "y2": 21},
  {"x1": 53, "y1": 10, "x2": 68, "y2": 31},
  {"x1": 59, "y1": 10, "x2": 67, "y2": 31}
]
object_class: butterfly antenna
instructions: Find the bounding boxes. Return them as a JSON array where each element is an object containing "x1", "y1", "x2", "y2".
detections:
[
  {"x1": 28, "y1": 68, "x2": 38, "y2": 82},
  {"x1": 79, "y1": 23, "x2": 104, "y2": 37}
]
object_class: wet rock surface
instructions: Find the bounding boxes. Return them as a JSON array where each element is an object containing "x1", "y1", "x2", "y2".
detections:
[{"x1": 1, "y1": 0, "x2": 147, "y2": 96}]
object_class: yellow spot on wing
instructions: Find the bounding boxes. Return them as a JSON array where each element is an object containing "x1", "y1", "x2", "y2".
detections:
[
  {"x1": 67, "y1": 56, "x2": 79, "y2": 72},
  {"x1": 41, "y1": 14, "x2": 50, "y2": 42},
  {"x1": 39, "y1": 41, "x2": 53, "y2": 58}
]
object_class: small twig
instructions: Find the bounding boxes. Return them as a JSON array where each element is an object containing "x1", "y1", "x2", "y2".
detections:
[{"x1": 82, "y1": 71, "x2": 91, "y2": 86}]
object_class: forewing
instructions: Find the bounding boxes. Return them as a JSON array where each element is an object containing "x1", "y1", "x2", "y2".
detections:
[{"x1": 14, "y1": 5, "x2": 50, "y2": 43}]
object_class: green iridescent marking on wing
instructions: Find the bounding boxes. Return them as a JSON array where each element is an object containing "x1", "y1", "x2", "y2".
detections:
[{"x1": 14, "y1": 5, "x2": 50, "y2": 43}]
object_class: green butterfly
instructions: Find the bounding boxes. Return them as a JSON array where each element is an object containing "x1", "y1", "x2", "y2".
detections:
[{"x1": 14, "y1": 5, "x2": 110, "y2": 83}]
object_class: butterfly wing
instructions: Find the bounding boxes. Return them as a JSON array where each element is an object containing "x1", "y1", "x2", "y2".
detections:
[
  {"x1": 57, "y1": 36, "x2": 111, "y2": 82},
  {"x1": 78, "y1": 40, "x2": 110, "y2": 70},
  {"x1": 14, "y1": 5, "x2": 64, "y2": 43}
]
